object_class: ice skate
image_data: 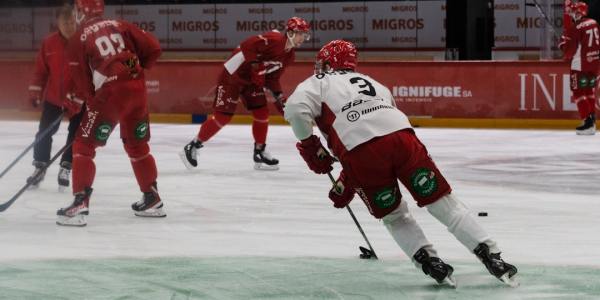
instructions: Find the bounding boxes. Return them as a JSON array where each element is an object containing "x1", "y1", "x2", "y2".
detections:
[
  {"x1": 253, "y1": 143, "x2": 279, "y2": 171},
  {"x1": 26, "y1": 161, "x2": 47, "y2": 188},
  {"x1": 56, "y1": 187, "x2": 92, "y2": 227},
  {"x1": 474, "y1": 243, "x2": 519, "y2": 287},
  {"x1": 132, "y1": 184, "x2": 166, "y2": 217},
  {"x1": 179, "y1": 140, "x2": 203, "y2": 169},
  {"x1": 576, "y1": 114, "x2": 596, "y2": 135},
  {"x1": 57, "y1": 161, "x2": 71, "y2": 192},
  {"x1": 413, "y1": 247, "x2": 456, "y2": 288}
]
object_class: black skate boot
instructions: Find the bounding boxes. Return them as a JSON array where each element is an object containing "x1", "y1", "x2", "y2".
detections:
[
  {"x1": 132, "y1": 183, "x2": 166, "y2": 217},
  {"x1": 27, "y1": 161, "x2": 47, "y2": 188},
  {"x1": 57, "y1": 161, "x2": 71, "y2": 192},
  {"x1": 56, "y1": 187, "x2": 92, "y2": 227},
  {"x1": 253, "y1": 143, "x2": 279, "y2": 171},
  {"x1": 576, "y1": 113, "x2": 596, "y2": 135},
  {"x1": 413, "y1": 247, "x2": 456, "y2": 287},
  {"x1": 474, "y1": 243, "x2": 518, "y2": 286},
  {"x1": 179, "y1": 140, "x2": 203, "y2": 169}
]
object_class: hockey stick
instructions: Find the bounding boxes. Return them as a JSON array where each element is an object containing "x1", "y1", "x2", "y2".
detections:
[
  {"x1": 327, "y1": 172, "x2": 378, "y2": 260},
  {"x1": 0, "y1": 140, "x2": 72, "y2": 212},
  {"x1": 527, "y1": 0, "x2": 561, "y2": 39},
  {"x1": 0, "y1": 112, "x2": 64, "y2": 178}
]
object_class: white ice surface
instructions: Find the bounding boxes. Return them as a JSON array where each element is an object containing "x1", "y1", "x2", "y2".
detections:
[{"x1": 1, "y1": 121, "x2": 599, "y2": 299}]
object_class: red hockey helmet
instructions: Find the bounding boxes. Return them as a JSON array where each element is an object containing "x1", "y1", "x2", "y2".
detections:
[
  {"x1": 75, "y1": 0, "x2": 104, "y2": 24},
  {"x1": 287, "y1": 17, "x2": 310, "y2": 33},
  {"x1": 315, "y1": 40, "x2": 358, "y2": 74},
  {"x1": 569, "y1": 1, "x2": 588, "y2": 18}
]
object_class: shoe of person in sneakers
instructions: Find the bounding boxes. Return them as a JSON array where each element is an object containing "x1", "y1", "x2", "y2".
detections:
[
  {"x1": 57, "y1": 161, "x2": 71, "y2": 192},
  {"x1": 27, "y1": 160, "x2": 47, "y2": 188}
]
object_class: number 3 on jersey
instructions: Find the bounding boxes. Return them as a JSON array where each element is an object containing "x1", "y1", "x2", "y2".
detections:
[{"x1": 95, "y1": 33, "x2": 125, "y2": 57}]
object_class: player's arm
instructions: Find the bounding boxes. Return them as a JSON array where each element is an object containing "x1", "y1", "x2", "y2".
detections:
[
  {"x1": 127, "y1": 22, "x2": 162, "y2": 69},
  {"x1": 284, "y1": 77, "x2": 323, "y2": 140},
  {"x1": 560, "y1": 25, "x2": 578, "y2": 59},
  {"x1": 28, "y1": 40, "x2": 50, "y2": 107},
  {"x1": 66, "y1": 35, "x2": 94, "y2": 103}
]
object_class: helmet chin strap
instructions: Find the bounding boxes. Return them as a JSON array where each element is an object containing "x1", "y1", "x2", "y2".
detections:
[{"x1": 286, "y1": 31, "x2": 297, "y2": 48}]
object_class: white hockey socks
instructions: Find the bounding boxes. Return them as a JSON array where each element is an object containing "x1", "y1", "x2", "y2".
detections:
[
  {"x1": 426, "y1": 194, "x2": 500, "y2": 254},
  {"x1": 383, "y1": 200, "x2": 438, "y2": 266}
]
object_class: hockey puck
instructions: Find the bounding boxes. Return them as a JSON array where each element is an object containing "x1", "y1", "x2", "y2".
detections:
[{"x1": 478, "y1": 212, "x2": 488, "y2": 217}]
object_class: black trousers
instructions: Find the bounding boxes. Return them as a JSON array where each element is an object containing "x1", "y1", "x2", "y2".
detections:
[{"x1": 33, "y1": 101, "x2": 83, "y2": 165}]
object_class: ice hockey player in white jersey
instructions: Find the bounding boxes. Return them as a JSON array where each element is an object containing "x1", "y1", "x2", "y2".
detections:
[{"x1": 284, "y1": 39, "x2": 518, "y2": 287}]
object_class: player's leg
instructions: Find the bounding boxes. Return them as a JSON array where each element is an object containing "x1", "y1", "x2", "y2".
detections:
[
  {"x1": 394, "y1": 130, "x2": 517, "y2": 282},
  {"x1": 244, "y1": 86, "x2": 278, "y2": 170},
  {"x1": 29, "y1": 101, "x2": 62, "y2": 187},
  {"x1": 341, "y1": 137, "x2": 454, "y2": 285},
  {"x1": 383, "y1": 200, "x2": 455, "y2": 285},
  {"x1": 572, "y1": 71, "x2": 596, "y2": 135},
  {"x1": 180, "y1": 84, "x2": 237, "y2": 169},
  {"x1": 56, "y1": 97, "x2": 118, "y2": 226},
  {"x1": 57, "y1": 107, "x2": 84, "y2": 191},
  {"x1": 120, "y1": 82, "x2": 165, "y2": 217}
]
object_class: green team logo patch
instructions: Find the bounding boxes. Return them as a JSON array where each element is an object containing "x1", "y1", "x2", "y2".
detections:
[
  {"x1": 374, "y1": 187, "x2": 397, "y2": 209},
  {"x1": 135, "y1": 121, "x2": 149, "y2": 139},
  {"x1": 410, "y1": 168, "x2": 438, "y2": 197},
  {"x1": 579, "y1": 76, "x2": 596, "y2": 88},
  {"x1": 95, "y1": 124, "x2": 112, "y2": 141}
]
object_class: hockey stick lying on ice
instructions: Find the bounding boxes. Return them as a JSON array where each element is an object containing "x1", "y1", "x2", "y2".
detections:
[
  {"x1": 0, "y1": 112, "x2": 64, "y2": 179},
  {"x1": 0, "y1": 141, "x2": 73, "y2": 212},
  {"x1": 327, "y1": 172, "x2": 378, "y2": 260}
]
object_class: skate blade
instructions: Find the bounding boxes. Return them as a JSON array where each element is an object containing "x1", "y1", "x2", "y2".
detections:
[
  {"x1": 56, "y1": 215, "x2": 87, "y2": 227},
  {"x1": 134, "y1": 208, "x2": 167, "y2": 218},
  {"x1": 442, "y1": 275, "x2": 457, "y2": 288},
  {"x1": 254, "y1": 162, "x2": 279, "y2": 171},
  {"x1": 178, "y1": 151, "x2": 197, "y2": 170},
  {"x1": 576, "y1": 130, "x2": 596, "y2": 135},
  {"x1": 499, "y1": 273, "x2": 519, "y2": 288}
]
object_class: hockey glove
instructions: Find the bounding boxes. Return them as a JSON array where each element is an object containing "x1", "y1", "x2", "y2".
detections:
[
  {"x1": 63, "y1": 93, "x2": 84, "y2": 118},
  {"x1": 250, "y1": 62, "x2": 266, "y2": 87},
  {"x1": 296, "y1": 135, "x2": 334, "y2": 174},
  {"x1": 329, "y1": 170, "x2": 355, "y2": 208},
  {"x1": 273, "y1": 92, "x2": 286, "y2": 115},
  {"x1": 28, "y1": 88, "x2": 42, "y2": 108}
]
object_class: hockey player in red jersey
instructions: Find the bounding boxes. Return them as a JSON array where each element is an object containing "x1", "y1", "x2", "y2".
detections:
[
  {"x1": 180, "y1": 17, "x2": 311, "y2": 171},
  {"x1": 559, "y1": 1, "x2": 599, "y2": 135},
  {"x1": 56, "y1": 0, "x2": 164, "y2": 226},
  {"x1": 284, "y1": 40, "x2": 518, "y2": 287}
]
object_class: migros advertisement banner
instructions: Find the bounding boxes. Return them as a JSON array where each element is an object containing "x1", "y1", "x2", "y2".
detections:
[
  {"x1": 0, "y1": 60, "x2": 584, "y2": 121},
  {"x1": 0, "y1": 0, "x2": 561, "y2": 50}
]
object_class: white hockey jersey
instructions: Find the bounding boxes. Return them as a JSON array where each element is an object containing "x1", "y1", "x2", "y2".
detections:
[{"x1": 284, "y1": 70, "x2": 412, "y2": 157}]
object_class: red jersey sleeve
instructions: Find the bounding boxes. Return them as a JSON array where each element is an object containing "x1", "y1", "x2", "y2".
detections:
[
  {"x1": 30, "y1": 40, "x2": 49, "y2": 93},
  {"x1": 124, "y1": 22, "x2": 162, "y2": 69},
  {"x1": 265, "y1": 51, "x2": 294, "y2": 93},
  {"x1": 239, "y1": 34, "x2": 270, "y2": 63},
  {"x1": 561, "y1": 25, "x2": 579, "y2": 60},
  {"x1": 66, "y1": 31, "x2": 95, "y2": 102}
]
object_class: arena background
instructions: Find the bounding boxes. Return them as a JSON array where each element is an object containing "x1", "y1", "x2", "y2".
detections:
[{"x1": 0, "y1": 0, "x2": 594, "y2": 129}]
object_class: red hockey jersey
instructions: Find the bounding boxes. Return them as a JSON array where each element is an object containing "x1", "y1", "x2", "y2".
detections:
[
  {"x1": 29, "y1": 32, "x2": 71, "y2": 107},
  {"x1": 560, "y1": 17, "x2": 600, "y2": 72},
  {"x1": 67, "y1": 18, "x2": 161, "y2": 103},
  {"x1": 222, "y1": 30, "x2": 294, "y2": 93}
]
